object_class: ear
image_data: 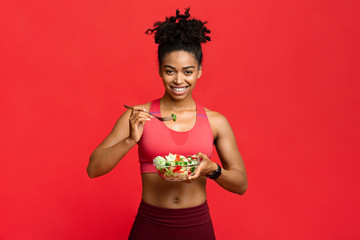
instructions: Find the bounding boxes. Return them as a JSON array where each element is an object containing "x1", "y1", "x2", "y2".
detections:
[{"x1": 197, "y1": 65, "x2": 202, "y2": 79}]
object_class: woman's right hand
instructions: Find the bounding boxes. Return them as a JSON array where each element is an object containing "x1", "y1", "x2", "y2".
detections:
[
  {"x1": 128, "y1": 106, "x2": 152, "y2": 143},
  {"x1": 87, "y1": 104, "x2": 152, "y2": 178}
]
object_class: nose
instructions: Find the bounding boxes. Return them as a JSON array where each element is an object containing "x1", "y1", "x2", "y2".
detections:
[{"x1": 173, "y1": 73, "x2": 184, "y2": 84}]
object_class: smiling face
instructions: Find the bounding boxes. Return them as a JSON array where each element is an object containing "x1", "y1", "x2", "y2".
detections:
[{"x1": 159, "y1": 50, "x2": 202, "y2": 101}]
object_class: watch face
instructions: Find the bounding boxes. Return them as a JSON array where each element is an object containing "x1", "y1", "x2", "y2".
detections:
[
  {"x1": 211, "y1": 170, "x2": 221, "y2": 179},
  {"x1": 207, "y1": 164, "x2": 221, "y2": 179}
]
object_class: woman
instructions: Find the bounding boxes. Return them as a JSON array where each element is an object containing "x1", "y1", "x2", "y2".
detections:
[{"x1": 87, "y1": 8, "x2": 247, "y2": 239}]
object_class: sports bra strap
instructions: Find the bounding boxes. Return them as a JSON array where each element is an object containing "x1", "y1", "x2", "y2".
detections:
[
  {"x1": 149, "y1": 98, "x2": 161, "y2": 114},
  {"x1": 196, "y1": 102, "x2": 207, "y2": 118}
]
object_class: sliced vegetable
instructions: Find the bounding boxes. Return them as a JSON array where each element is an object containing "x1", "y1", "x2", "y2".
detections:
[
  {"x1": 153, "y1": 153, "x2": 200, "y2": 181},
  {"x1": 173, "y1": 166, "x2": 182, "y2": 173}
]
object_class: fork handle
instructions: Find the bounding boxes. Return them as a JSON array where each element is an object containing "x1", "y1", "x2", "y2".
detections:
[{"x1": 124, "y1": 105, "x2": 156, "y2": 117}]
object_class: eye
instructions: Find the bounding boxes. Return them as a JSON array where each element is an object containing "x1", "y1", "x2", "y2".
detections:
[
  {"x1": 165, "y1": 70, "x2": 174, "y2": 75},
  {"x1": 184, "y1": 70, "x2": 193, "y2": 75}
]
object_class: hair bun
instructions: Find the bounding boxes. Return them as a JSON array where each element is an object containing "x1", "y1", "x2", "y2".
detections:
[{"x1": 146, "y1": 8, "x2": 211, "y2": 45}]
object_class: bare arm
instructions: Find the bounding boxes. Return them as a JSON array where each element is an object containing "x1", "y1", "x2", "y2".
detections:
[
  {"x1": 87, "y1": 104, "x2": 151, "y2": 178},
  {"x1": 189, "y1": 111, "x2": 248, "y2": 195}
]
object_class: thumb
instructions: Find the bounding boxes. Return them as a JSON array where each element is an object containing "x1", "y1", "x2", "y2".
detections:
[
  {"x1": 188, "y1": 163, "x2": 203, "y2": 180},
  {"x1": 196, "y1": 152, "x2": 208, "y2": 162}
]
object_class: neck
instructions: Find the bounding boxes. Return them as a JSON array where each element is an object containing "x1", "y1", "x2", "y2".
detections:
[{"x1": 160, "y1": 94, "x2": 196, "y2": 111}]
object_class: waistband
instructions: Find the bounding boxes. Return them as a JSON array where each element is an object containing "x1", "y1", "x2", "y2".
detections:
[{"x1": 137, "y1": 200, "x2": 211, "y2": 228}]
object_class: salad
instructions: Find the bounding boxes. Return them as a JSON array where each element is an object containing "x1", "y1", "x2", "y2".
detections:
[{"x1": 153, "y1": 153, "x2": 200, "y2": 181}]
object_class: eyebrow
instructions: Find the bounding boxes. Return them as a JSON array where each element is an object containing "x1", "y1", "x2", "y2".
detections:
[{"x1": 164, "y1": 65, "x2": 196, "y2": 70}]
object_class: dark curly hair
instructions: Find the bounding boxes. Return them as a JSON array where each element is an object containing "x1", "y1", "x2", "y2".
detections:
[{"x1": 146, "y1": 8, "x2": 211, "y2": 66}]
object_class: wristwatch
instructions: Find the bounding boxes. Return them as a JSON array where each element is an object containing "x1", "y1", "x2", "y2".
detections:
[{"x1": 206, "y1": 163, "x2": 222, "y2": 180}]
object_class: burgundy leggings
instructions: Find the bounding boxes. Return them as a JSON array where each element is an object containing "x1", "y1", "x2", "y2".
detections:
[{"x1": 128, "y1": 200, "x2": 216, "y2": 240}]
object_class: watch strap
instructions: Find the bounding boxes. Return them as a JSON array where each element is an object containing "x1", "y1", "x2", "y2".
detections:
[{"x1": 206, "y1": 163, "x2": 222, "y2": 180}]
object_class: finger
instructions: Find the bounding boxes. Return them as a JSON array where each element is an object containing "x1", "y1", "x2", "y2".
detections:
[
  {"x1": 188, "y1": 164, "x2": 203, "y2": 180},
  {"x1": 188, "y1": 172, "x2": 199, "y2": 180},
  {"x1": 198, "y1": 152, "x2": 208, "y2": 159},
  {"x1": 129, "y1": 106, "x2": 144, "y2": 118},
  {"x1": 132, "y1": 106, "x2": 146, "y2": 111},
  {"x1": 130, "y1": 109, "x2": 152, "y2": 120},
  {"x1": 137, "y1": 111, "x2": 152, "y2": 119},
  {"x1": 130, "y1": 112, "x2": 151, "y2": 122},
  {"x1": 194, "y1": 152, "x2": 202, "y2": 159},
  {"x1": 131, "y1": 117, "x2": 143, "y2": 126},
  {"x1": 133, "y1": 117, "x2": 151, "y2": 127},
  {"x1": 130, "y1": 117, "x2": 149, "y2": 131},
  {"x1": 197, "y1": 152, "x2": 210, "y2": 163},
  {"x1": 131, "y1": 106, "x2": 152, "y2": 117}
]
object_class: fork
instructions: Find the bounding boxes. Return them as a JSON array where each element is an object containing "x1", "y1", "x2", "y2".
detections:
[{"x1": 124, "y1": 105, "x2": 175, "y2": 122}]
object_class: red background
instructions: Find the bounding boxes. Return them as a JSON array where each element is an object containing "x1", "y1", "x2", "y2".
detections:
[{"x1": 1, "y1": 0, "x2": 359, "y2": 239}]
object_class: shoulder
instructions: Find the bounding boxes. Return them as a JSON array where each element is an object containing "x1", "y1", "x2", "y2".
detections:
[
  {"x1": 205, "y1": 107, "x2": 228, "y2": 124},
  {"x1": 204, "y1": 107, "x2": 231, "y2": 139}
]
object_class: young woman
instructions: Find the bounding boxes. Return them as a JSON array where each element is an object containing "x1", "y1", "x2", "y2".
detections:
[{"x1": 87, "y1": 8, "x2": 248, "y2": 239}]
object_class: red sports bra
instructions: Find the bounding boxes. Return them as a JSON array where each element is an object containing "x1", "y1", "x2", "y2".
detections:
[{"x1": 138, "y1": 98, "x2": 214, "y2": 173}]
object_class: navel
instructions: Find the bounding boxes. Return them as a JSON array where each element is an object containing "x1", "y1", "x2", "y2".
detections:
[{"x1": 173, "y1": 197, "x2": 180, "y2": 204}]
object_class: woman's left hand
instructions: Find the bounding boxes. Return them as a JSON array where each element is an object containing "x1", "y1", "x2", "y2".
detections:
[{"x1": 187, "y1": 152, "x2": 218, "y2": 181}]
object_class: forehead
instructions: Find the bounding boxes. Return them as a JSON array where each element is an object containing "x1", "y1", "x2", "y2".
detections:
[{"x1": 162, "y1": 51, "x2": 198, "y2": 67}]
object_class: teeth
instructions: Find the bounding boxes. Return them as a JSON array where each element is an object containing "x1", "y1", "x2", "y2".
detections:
[{"x1": 172, "y1": 87, "x2": 187, "y2": 92}]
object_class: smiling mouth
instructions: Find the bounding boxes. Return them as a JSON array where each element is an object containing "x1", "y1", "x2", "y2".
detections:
[{"x1": 170, "y1": 86, "x2": 189, "y2": 92}]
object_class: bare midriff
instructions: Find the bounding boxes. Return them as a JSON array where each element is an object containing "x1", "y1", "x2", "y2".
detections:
[{"x1": 141, "y1": 173, "x2": 207, "y2": 209}]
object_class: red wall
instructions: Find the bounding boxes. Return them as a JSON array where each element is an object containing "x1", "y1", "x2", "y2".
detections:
[{"x1": 1, "y1": 0, "x2": 359, "y2": 239}]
